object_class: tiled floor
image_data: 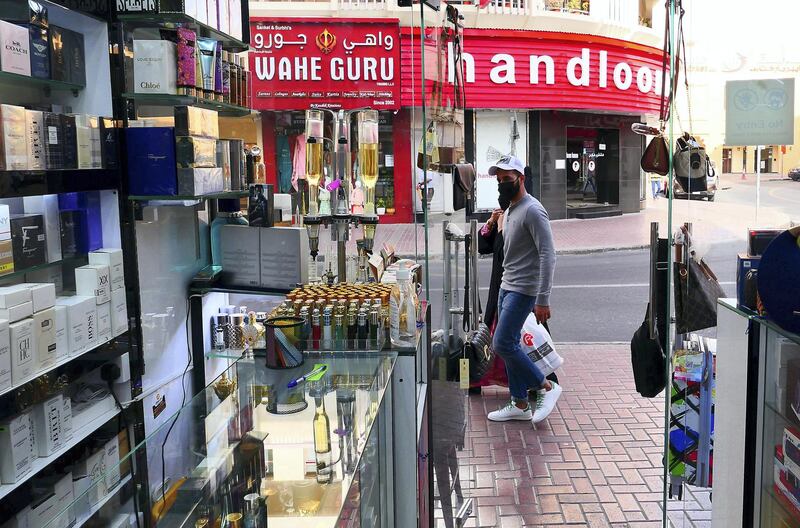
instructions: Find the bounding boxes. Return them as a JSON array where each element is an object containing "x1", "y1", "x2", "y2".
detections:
[{"x1": 434, "y1": 343, "x2": 714, "y2": 527}]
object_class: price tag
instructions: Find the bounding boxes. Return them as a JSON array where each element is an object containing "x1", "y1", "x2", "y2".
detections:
[
  {"x1": 459, "y1": 358, "x2": 469, "y2": 389},
  {"x1": 47, "y1": 126, "x2": 58, "y2": 145}
]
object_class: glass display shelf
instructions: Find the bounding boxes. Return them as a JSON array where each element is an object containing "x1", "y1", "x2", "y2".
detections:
[
  {"x1": 128, "y1": 190, "x2": 247, "y2": 202},
  {"x1": 116, "y1": 12, "x2": 248, "y2": 52},
  {"x1": 121, "y1": 92, "x2": 251, "y2": 117},
  {"x1": 0, "y1": 70, "x2": 84, "y2": 95},
  {"x1": 190, "y1": 284, "x2": 293, "y2": 297},
  {"x1": 763, "y1": 484, "x2": 800, "y2": 526},
  {"x1": 719, "y1": 299, "x2": 800, "y2": 346},
  {"x1": 0, "y1": 254, "x2": 87, "y2": 287}
]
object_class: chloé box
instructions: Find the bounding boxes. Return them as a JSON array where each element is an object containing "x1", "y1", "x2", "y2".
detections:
[
  {"x1": 10, "y1": 214, "x2": 46, "y2": 270},
  {"x1": 133, "y1": 40, "x2": 177, "y2": 94},
  {"x1": 0, "y1": 20, "x2": 31, "y2": 76},
  {"x1": 27, "y1": 24, "x2": 49, "y2": 79},
  {"x1": 23, "y1": 195, "x2": 62, "y2": 263},
  {"x1": 32, "y1": 394, "x2": 62, "y2": 456},
  {"x1": 0, "y1": 413, "x2": 32, "y2": 483},
  {"x1": 176, "y1": 136, "x2": 218, "y2": 168},
  {"x1": 75, "y1": 264, "x2": 110, "y2": 304},
  {"x1": 33, "y1": 307, "x2": 56, "y2": 370},
  {"x1": 97, "y1": 302, "x2": 111, "y2": 343},
  {"x1": 25, "y1": 109, "x2": 46, "y2": 170},
  {"x1": 59, "y1": 114, "x2": 77, "y2": 169},
  {"x1": 55, "y1": 296, "x2": 95, "y2": 355},
  {"x1": 0, "y1": 319, "x2": 9, "y2": 392},
  {"x1": 0, "y1": 104, "x2": 28, "y2": 171},
  {"x1": 88, "y1": 248, "x2": 124, "y2": 291},
  {"x1": 10, "y1": 317, "x2": 34, "y2": 386},
  {"x1": 111, "y1": 288, "x2": 127, "y2": 337}
]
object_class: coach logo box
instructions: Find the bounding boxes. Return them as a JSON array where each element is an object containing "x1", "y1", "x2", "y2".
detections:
[
  {"x1": 75, "y1": 264, "x2": 110, "y2": 304},
  {"x1": 32, "y1": 394, "x2": 62, "y2": 456},
  {"x1": 89, "y1": 248, "x2": 124, "y2": 291},
  {"x1": 11, "y1": 214, "x2": 46, "y2": 270},
  {"x1": 55, "y1": 296, "x2": 95, "y2": 356},
  {"x1": 10, "y1": 317, "x2": 34, "y2": 386},
  {"x1": 133, "y1": 40, "x2": 177, "y2": 94},
  {"x1": 0, "y1": 103, "x2": 28, "y2": 171},
  {"x1": 0, "y1": 20, "x2": 31, "y2": 76},
  {"x1": 0, "y1": 413, "x2": 31, "y2": 484},
  {"x1": 33, "y1": 307, "x2": 56, "y2": 370}
]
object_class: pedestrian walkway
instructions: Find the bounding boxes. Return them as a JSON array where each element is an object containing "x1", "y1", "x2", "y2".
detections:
[{"x1": 446, "y1": 343, "x2": 685, "y2": 527}]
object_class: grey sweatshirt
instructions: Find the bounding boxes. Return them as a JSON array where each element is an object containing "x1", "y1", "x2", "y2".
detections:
[{"x1": 500, "y1": 194, "x2": 556, "y2": 305}]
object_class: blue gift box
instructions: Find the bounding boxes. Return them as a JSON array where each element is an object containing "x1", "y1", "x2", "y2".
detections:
[
  {"x1": 125, "y1": 127, "x2": 178, "y2": 196},
  {"x1": 58, "y1": 191, "x2": 102, "y2": 252}
]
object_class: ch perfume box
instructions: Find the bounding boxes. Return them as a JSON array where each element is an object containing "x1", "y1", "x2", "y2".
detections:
[
  {"x1": 111, "y1": 288, "x2": 127, "y2": 337},
  {"x1": 0, "y1": 20, "x2": 31, "y2": 76},
  {"x1": 96, "y1": 301, "x2": 111, "y2": 344},
  {"x1": 0, "y1": 104, "x2": 29, "y2": 171},
  {"x1": 60, "y1": 114, "x2": 77, "y2": 169},
  {"x1": 133, "y1": 40, "x2": 177, "y2": 94},
  {"x1": 10, "y1": 214, "x2": 46, "y2": 270},
  {"x1": 25, "y1": 109, "x2": 46, "y2": 170},
  {"x1": 49, "y1": 25, "x2": 67, "y2": 83},
  {"x1": 176, "y1": 136, "x2": 218, "y2": 168},
  {"x1": 23, "y1": 194, "x2": 63, "y2": 263},
  {"x1": 126, "y1": 127, "x2": 178, "y2": 195},
  {"x1": 89, "y1": 248, "x2": 124, "y2": 291},
  {"x1": 32, "y1": 394, "x2": 62, "y2": 456},
  {"x1": 0, "y1": 413, "x2": 32, "y2": 484},
  {"x1": 43, "y1": 111, "x2": 63, "y2": 169},
  {"x1": 75, "y1": 264, "x2": 110, "y2": 305},
  {"x1": 55, "y1": 295, "x2": 95, "y2": 355},
  {"x1": 10, "y1": 317, "x2": 34, "y2": 386},
  {"x1": 0, "y1": 319, "x2": 9, "y2": 392},
  {"x1": 33, "y1": 307, "x2": 56, "y2": 370}
]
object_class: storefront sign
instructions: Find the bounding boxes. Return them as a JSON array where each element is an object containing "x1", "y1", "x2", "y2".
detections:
[
  {"x1": 402, "y1": 29, "x2": 665, "y2": 114},
  {"x1": 250, "y1": 18, "x2": 401, "y2": 111},
  {"x1": 725, "y1": 78, "x2": 795, "y2": 146}
]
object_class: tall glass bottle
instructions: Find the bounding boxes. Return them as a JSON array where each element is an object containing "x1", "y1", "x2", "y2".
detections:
[
  {"x1": 211, "y1": 199, "x2": 249, "y2": 266},
  {"x1": 390, "y1": 267, "x2": 417, "y2": 347},
  {"x1": 357, "y1": 110, "x2": 379, "y2": 215},
  {"x1": 305, "y1": 110, "x2": 324, "y2": 215},
  {"x1": 313, "y1": 394, "x2": 333, "y2": 484}
]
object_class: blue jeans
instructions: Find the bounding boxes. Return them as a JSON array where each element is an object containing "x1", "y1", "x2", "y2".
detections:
[
  {"x1": 651, "y1": 180, "x2": 661, "y2": 198},
  {"x1": 493, "y1": 289, "x2": 546, "y2": 401}
]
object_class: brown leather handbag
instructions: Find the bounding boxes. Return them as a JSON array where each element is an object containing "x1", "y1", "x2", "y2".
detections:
[{"x1": 641, "y1": 135, "x2": 670, "y2": 176}]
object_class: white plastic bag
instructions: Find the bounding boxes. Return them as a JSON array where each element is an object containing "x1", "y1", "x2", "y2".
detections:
[{"x1": 520, "y1": 313, "x2": 563, "y2": 376}]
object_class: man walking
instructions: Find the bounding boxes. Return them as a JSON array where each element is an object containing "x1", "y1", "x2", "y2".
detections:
[{"x1": 486, "y1": 155, "x2": 562, "y2": 424}]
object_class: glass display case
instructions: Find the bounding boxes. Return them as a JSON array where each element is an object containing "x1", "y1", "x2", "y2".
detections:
[{"x1": 42, "y1": 352, "x2": 397, "y2": 528}]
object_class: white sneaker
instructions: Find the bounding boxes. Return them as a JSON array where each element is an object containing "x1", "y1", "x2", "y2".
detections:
[
  {"x1": 533, "y1": 382, "x2": 562, "y2": 424},
  {"x1": 487, "y1": 400, "x2": 532, "y2": 422}
]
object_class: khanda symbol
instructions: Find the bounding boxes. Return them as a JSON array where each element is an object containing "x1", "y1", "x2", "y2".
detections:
[{"x1": 316, "y1": 29, "x2": 336, "y2": 55}]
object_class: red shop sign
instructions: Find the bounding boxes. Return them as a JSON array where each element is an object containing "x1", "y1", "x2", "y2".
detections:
[
  {"x1": 401, "y1": 29, "x2": 666, "y2": 115},
  {"x1": 250, "y1": 18, "x2": 401, "y2": 111}
]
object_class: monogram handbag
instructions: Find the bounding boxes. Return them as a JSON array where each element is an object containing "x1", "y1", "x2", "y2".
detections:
[
  {"x1": 461, "y1": 232, "x2": 494, "y2": 382},
  {"x1": 674, "y1": 257, "x2": 726, "y2": 334}
]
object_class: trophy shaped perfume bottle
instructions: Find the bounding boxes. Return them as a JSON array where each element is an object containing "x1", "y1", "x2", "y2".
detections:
[
  {"x1": 305, "y1": 110, "x2": 325, "y2": 216},
  {"x1": 357, "y1": 110, "x2": 379, "y2": 215}
]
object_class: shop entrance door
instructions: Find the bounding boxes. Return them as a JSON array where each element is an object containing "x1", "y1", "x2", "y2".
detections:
[
  {"x1": 723, "y1": 148, "x2": 732, "y2": 173},
  {"x1": 566, "y1": 127, "x2": 621, "y2": 217}
]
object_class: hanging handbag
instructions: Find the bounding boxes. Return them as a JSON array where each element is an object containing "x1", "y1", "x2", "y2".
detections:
[
  {"x1": 641, "y1": 135, "x2": 670, "y2": 176},
  {"x1": 630, "y1": 305, "x2": 666, "y2": 398},
  {"x1": 674, "y1": 254, "x2": 726, "y2": 335},
  {"x1": 461, "y1": 232, "x2": 494, "y2": 383},
  {"x1": 673, "y1": 133, "x2": 709, "y2": 192},
  {"x1": 452, "y1": 163, "x2": 475, "y2": 211}
]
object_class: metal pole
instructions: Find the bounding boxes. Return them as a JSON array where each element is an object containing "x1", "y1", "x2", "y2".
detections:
[
  {"x1": 443, "y1": 220, "x2": 451, "y2": 343},
  {"x1": 649, "y1": 222, "x2": 659, "y2": 339},
  {"x1": 469, "y1": 219, "x2": 480, "y2": 330},
  {"x1": 337, "y1": 239, "x2": 347, "y2": 283},
  {"x1": 756, "y1": 146, "x2": 762, "y2": 224}
]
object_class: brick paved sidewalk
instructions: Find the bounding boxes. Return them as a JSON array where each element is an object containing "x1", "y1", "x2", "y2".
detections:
[{"x1": 446, "y1": 344, "x2": 679, "y2": 528}]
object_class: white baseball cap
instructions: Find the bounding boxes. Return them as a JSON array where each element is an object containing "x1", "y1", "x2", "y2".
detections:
[{"x1": 488, "y1": 155, "x2": 525, "y2": 176}]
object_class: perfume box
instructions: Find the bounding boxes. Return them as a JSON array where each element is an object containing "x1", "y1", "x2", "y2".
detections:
[
  {"x1": 32, "y1": 307, "x2": 56, "y2": 370},
  {"x1": 31, "y1": 473, "x2": 74, "y2": 528},
  {"x1": 96, "y1": 302, "x2": 110, "y2": 344},
  {"x1": 49, "y1": 25, "x2": 67, "y2": 83},
  {"x1": 176, "y1": 28, "x2": 197, "y2": 94},
  {"x1": 229, "y1": 0, "x2": 242, "y2": 41},
  {"x1": 195, "y1": 0, "x2": 208, "y2": 24},
  {"x1": 0, "y1": 104, "x2": 29, "y2": 171},
  {"x1": 10, "y1": 214, "x2": 46, "y2": 270},
  {"x1": 219, "y1": 0, "x2": 229, "y2": 35},
  {"x1": 0, "y1": 319, "x2": 10, "y2": 392},
  {"x1": 0, "y1": 0, "x2": 48, "y2": 27},
  {"x1": 216, "y1": 139, "x2": 230, "y2": 186},
  {"x1": 89, "y1": 248, "x2": 124, "y2": 291},
  {"x1": 176, "y1": 136, "x2": 218, "y2": 168},
  {"x1": 43, "y1": 111, "x2": 62, "y2": 170},
  {"x1": 59, "y1": 114, "x2": 77, "y2": 169},
  {"x1": 27, "y1": 24, "x2": 48, "y2": 79},
  {"x1": 228, "y1": 139, "x2": 244, "y2": 191},
  {"x1": 0, "y1": 240, "x2": 14, "y2": 277},
  {"x1": 23, "y1": 195, "x2": 61, "y2": 262},
  {"x1": 23, "y1": 283, "x2": 55, "y2": 313},
  {"x1": 133, "y1": 40, "x2": 177, "y2": 94},
  {"x1": 53, "y1": 304, "x2": 66, "y2": 360},
  {"x1": 103, "y1": 435, "x2": 121, "y2": 490},
  {"x1": 111, "y1": 288, "x2": 127, "y2": 337},
  {"x1": 55, "y1": 296, "x2": 94, "y2": 355},
  {"x1": 175, "y1": 106, "x2": 219, "y2": 138},
  {"x1": 0, "y1": 301, "x2": 32, "y2": 323},
  {"x1": 32, "y1": 394, "x2": 62, "y2": 456},
  {"x1": 25, "y1": 109, "x2": 46, "y2": 170},
  {"x1": 89, "y1": 116, "x2": 101, "y2": 168},
  {"x1": 64, "y1": 28, "x2": 84, "y2": 86},
  {"x1": 0, "y1": 285, "x2": 31, "y2": 309},
  {"x1": 72, "y1": 447, "x2": 107, "y2": 505},
  {"x1": 126, "y1": 127, "x2": 178, "y2": 195},
  {"x1": 0, "y1": 413, "x2": 31, "y2": 483},
  {"x1": 75, "y1": 122, "x2": 91, "y2": 169},
  {"x1": 207, "y1": 0, "x2": 218, "y2": 30},
  {"x1": 10, "y1": 317, "x2": 34, "y2": 385},
  {"x1": 220, "y1": 225, "x2": 260, "y2": 287},
  {"x1": 61, "y1": 396, "x2": 71, "y2": 441},
  {"x1": 0, "y1": 204, "x2": 10, "y2": 241},
  {"x1": 58, "y1": 192, "x2": 102, "y2": 251},
  {"x1": 248, "y1": 183, "x2": 274, "y2": 227},
  {"x1": 75, "y1": 264, "x2": 110, "y2": 304},
  {"x1": 58, "y1": 210, "x2": 83, "y2": 258},
  {"x1": 99, "y1": 118, "x2": 118, "y2": 169},
  {"x1": 259, "y1": 227, "x2": 309, "y2": 290},
  {"x1": 177, "y1": 167, "x2": 223, "y2": 195},
  {"x1": 0, "y1": 21, "x2": 31, "y2": 76},
  {"x1": 25, "y1": 407, "x2": 35, "y2": 464}
]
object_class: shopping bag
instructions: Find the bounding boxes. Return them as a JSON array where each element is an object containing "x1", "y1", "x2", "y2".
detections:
[{"x1": 520, "y1": 313, "x2": 563, "y2": 376}]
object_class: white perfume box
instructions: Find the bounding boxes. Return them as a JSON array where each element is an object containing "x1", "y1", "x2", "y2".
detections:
[
  {"x1": 32, "y1": 394, "x2": 63, "y2": 456},
  {"x1": 1, "y1": 301, "x2": 33, "y2": 323},
  {"x1": 88, "y1": 248, "x2": 124, "y2": 291},
  {"x1": 31, "y1": 472, "x2": 74, "y2": 528},
  {"x1": 208, "y1": 0, "x2": 219, "y2": 29},
  {"x1": 22, "y1": 283, "x2": 56, "y2": 313},
  {"x1": 72, "y1": 448, "x2": 107, "y2": 506},
  {"x1": 25, "y1": 110, "x2": 45, "y2": 171},
  {"x1": 0, "y1": 104, "x2": 28, "y2": 170},
  {"x1": 219, "y1": 0, "x2": 230, "y2": 35},
  {"x1": 10, "y1": 318, "x2": 35, "y2": 385},
  {"x1": 25, "y1": 408, "x2": 36, "y2": 464},
  {"x1": 229, "y1": 0, "x2": 243, "y2": 41},
  {"x1": 0, "y1": 21, "x2": 30, "y2": 76},
  {"x1": 0, "y1": 319, "x2": 9, "y2": 392},
  {"x1": 1, "y1": 506, "x2": 31, "y2": 528},
  {"x1": 33, "y1": 308, "x2": 56, "y2": 370},
  {"x1": 0, "y1": 284, "x2": 31, "y2": 308},
  {"x1": 97, "y1": 302, "x2": 111, "y2": 344},
  {"x1": 23, "y1": 195, "x2": 63, "y2": 264},
  {"x1": 53, "y1": 305, "x2": 67, "y2": 359},
  {"x1": 0, "y1": 204, "x2": 9, "y2": 242},
  {"x1": 89, "y1": 116, "x2": 101, "y2": 169},
  {"x1": 55, "y1": 296, "x2": 95, "y2": 355},
  {"x1": 104, "y1": 436, "x2": 121, "y2": 490},
  {"x1": 61, "y1": 395, "x2": 72, "y2": 441},
  {"x1": 133, "y1": 40, "x2": 177, "y2": 95},
  {"x1": 0, "y1": 413, "x2": 31, "y2": 483},
  {"x1": 75, "y1": 264, "x2": 110, "y2": 305},
  {"x1": 76, "y1": 125, "x2": 92, "y2": 169},
  {"x1": 184, "y1": 0, "x2": 198, "y2": 20},
  {"x1": 111, "y1": 288, "x2": 128, "y2": 337},
  {"x1": 29, "y1": 491, "x2": 58, "y2": 528}
]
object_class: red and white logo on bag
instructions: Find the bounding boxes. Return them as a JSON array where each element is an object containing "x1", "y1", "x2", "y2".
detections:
[{"x1": 522, "y1": 333, "x2": 534, "y2": 347}]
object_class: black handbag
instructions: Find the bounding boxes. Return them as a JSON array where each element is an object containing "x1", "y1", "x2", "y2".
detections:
[
  {"x1": 461, "y1": 232, "x2": 494, "y2": 383},
  {"x1": 630, "y1": 305, "x2": 666, "y2": 398},
  {"x1": 674, "y1": 257, "x2": 726, "y2": 334}
]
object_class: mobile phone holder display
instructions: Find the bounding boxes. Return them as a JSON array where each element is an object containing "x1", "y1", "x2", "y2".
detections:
[{"x1": 302, "y1": 108, "x2": 381, "y2": 284}]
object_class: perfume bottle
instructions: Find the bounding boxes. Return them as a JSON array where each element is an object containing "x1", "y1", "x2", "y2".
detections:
[
  {"x1": 334, "y1": 314, "x2": 345, "y2": 349},
  {"x1": 346, "y1": 311, "x2": 357, "y2": 349},
  {"x1": 313, "y1": 394, "x2": 333, "y2": 484},
  {"x1": 242, "y1": 312, "x2": 263, "y2": 354},
  {"x1": 322, "y1": 309, "x2": 332, "y2": 350},
  {"x1": 230, "y1": 313, "x2": 246, "y2": 350},
  {"x1": 357, "y1": 309, "x2": 369, "y2": 349},
  {"x1": 311, "y1": 309, "x2": 321, "y2": 350}
]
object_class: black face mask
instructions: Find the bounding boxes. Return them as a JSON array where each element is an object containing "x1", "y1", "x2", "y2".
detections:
[
  {"x1": 498, "y1": 177, "x2": 520, "y2": 204},
  {"x1": 498, "y1": 194, "x2": 511, "y2": 211}
]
